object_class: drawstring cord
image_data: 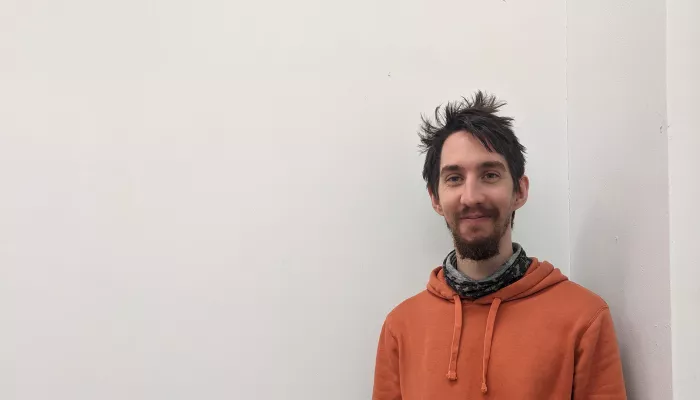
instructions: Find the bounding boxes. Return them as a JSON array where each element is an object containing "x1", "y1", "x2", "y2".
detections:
[
  {"x1": 446, "y1": 295, "x2": 463, "y2": 380},
  {"x1": 481, "y1": 298, "x2": 502, "y2": 394},
  {"x1": 444, "y1": 295, "x2": 503, "y2": 396}
]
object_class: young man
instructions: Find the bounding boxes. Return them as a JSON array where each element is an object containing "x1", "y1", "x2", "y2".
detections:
[{"x1": 372, "y1": 92, "x2": 627, "y2": 399}]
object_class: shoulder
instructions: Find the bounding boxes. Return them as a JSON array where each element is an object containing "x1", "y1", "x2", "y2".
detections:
[
  {"x1": 383, "y1": 290, "x2": 440, "y2": 333},
  {"x1": 551, "y1": 280, "x2": 609, "y2": 309},
  {"x1": 539, "y1": 279, "x2": 612, "y2": 328}
]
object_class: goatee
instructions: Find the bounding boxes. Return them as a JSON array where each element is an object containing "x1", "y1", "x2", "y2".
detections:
[{"x1": 448, "y1": 213, "x2": 511, "y2": 261}]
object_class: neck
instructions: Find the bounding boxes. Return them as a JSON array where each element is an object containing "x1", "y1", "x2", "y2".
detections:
[{"x1": 456, "y1": 233, "x2": 514, "y2": 280}]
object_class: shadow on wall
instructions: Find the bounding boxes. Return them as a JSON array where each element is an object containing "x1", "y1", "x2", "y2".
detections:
[{"x1": 571, "y1": 196, "x2": 643, "y2": 400}]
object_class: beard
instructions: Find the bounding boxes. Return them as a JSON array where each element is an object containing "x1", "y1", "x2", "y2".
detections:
[{"x1": 446, "y1": 207, "x2": 511, "y2": 261}]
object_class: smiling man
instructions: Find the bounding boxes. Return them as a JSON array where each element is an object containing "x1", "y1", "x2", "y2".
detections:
[{"x1": 372, "y1": 92, "x2": 627, "y2": 399}]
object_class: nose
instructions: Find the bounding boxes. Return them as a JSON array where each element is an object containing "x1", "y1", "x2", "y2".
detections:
[{"x1": 459, "y1": 177, "x2": 486, "y2": 207}]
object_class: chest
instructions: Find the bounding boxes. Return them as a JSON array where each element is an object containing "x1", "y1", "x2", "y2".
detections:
[{"x1": 399, "y1": 303, "x2": 577, "y2": 399}]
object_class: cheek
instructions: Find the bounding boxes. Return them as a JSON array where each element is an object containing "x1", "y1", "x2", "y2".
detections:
[
  {"x1": 486, "y1": 192, "x2": 516, "y2": 215},
  {"x1": 439, "y1": 196, "x2": 462, "y2": 217},
  {"x1": 435, "y1": 189, "x2": 453, "y2": 207}
]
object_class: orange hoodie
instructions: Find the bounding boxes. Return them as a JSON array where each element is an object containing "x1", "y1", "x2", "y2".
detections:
[{"x1": 373, "y1": 258, "x2": 626, "y2": 399}]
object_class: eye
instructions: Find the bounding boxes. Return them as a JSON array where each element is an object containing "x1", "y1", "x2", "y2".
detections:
[
  {"x1": 483, "y1": 172, "x2": 500, "y2": 182},
  {"x1": 445, "y1": 175, "x2": 463, "y2": 184}
]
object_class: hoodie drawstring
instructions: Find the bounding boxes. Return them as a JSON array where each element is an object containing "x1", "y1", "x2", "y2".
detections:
[
  {"x1": 446, "y1": 295, "x2": 463, "y2": 380},
  {"x1": 445, "y1": 295, "x2": 503, "y2": 396},
  {"x1": 481, "y1": 298, "x2": 502, "y2": 394}
]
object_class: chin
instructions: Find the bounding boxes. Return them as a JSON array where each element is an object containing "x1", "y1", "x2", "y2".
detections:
[
  {"x1": 459, "y1": 227, "x2": 492, "y2": 240},
  {"x1": 458, "y1": 234, "x2": 489, "y2": 245}
]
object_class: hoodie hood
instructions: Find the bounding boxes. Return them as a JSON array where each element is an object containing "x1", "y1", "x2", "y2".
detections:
[{"x1": 426, "y1": 258, "x2": 568, "y2": 393}]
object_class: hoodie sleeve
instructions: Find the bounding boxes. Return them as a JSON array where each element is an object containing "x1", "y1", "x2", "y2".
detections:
[
  {"x1": 372, "y1": 319, "x2": 401, "y2": 400},
  {"x1": 573, "y1": 307, "x2": 627, "y2": 399}
]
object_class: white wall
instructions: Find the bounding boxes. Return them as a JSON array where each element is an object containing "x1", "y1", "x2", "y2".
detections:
[
  {"x1": 566, "y1": 0, "x2": 673, "y2": 398},
  {"x1": 667, "y1": 0, "x2": 700, "y2": 397},
  {"x1": 0, "y1": 1, "x2": 570, "y2": 399}
]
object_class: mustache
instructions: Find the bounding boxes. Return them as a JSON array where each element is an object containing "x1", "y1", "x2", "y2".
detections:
[{"x1": 457, "y1": 206, "x2": 499, "y2": 218}]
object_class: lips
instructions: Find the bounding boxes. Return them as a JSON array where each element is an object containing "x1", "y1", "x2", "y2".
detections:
[{"x1": 460, "y1": 214, "x2": 492, "y2": 219}]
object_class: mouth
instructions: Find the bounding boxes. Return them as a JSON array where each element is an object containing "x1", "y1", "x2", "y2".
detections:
[
  {"x1": 460, "y1": 215, "x2": 491, "y2": 223},
  {"x1": 461, "y1": 214, "x2": 491, "y2": 220}
]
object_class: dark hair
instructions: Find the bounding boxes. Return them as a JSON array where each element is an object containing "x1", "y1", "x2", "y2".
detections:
[{"x1": 418, "y1": 91, "x2": 526, "y2": 225}]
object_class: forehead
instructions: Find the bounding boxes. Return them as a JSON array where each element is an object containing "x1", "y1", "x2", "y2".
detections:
[{"x1": 440, "y1": 131, "x2": 507, "y2": 169}]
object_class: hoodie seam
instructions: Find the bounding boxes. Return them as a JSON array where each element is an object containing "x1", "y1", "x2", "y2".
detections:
[
  {"x1": 583, "y1": 306, "x2": 609, "y2": 333},
  {"x1": 384, "y1": 314, "x2": 398, "y2": 341},
  {"x1": 571, "y1": 307, "x2": 608, "y2": 353}
]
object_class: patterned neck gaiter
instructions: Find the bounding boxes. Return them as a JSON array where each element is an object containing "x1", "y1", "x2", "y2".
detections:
[{"x1": 443, "y1": 243, "x2": 531, "y2": 299}]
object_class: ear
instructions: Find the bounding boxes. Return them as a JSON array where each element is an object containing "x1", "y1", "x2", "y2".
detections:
[
  {"x1": 513, "y1": 175, "x2": 529, "y2": 210},
  {"x1": 429, "y1": 187, "x2": 445, "y2": 216}
]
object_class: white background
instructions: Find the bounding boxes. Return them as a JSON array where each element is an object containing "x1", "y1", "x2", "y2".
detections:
[
  {"x1": 567, "y1": 0, "x2": 673, "y2": 398},
  {"x1": 667, "y1": 0, "x2": 700, "y2": 397},
  {"x1": 1, "y1": 0, "x2": 696, "y2": 399}
]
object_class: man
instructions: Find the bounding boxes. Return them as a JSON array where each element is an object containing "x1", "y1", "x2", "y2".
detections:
[{"x1": 372, "y1": 92, "x2": 626, "y2": 399}]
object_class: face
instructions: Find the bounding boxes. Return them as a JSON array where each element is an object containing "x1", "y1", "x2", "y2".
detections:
[{"x1": 429, "y1": 131, "x2": 529, "y2": 260}]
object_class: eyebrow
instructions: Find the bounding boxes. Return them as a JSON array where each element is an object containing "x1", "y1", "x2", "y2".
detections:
[
  {"x1": 440, "y1": 161, "x2": 507, "y2": 176},
  {"x1": 440, "y1": 164, "x2": 463, "y2": 176},
  {"x1": 479, "y1": 161, "x2": 507, "y2": 171}
]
